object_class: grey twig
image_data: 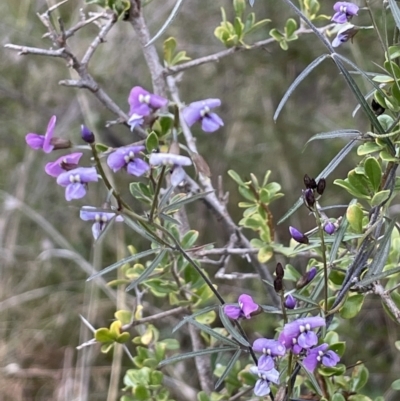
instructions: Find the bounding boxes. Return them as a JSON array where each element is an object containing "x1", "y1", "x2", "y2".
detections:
[
  {"x1": 164, "y1": 25, "x2": 335, "y2": 76},
  {"x1": 3, "y1": 44, "x2": 65, "y2": 57},
  {"x1": 127, "y1": 0, "x2": 167, "y2": 97},
  {"x1": 64, "y1": 12, "x2": 108, "y2": 39},
  {"x1": 121, "y1": 306, "x2": 188, "y2": 330},
  {"x1": 372, "y1": 282, "x2": 400, "y2": 323}
]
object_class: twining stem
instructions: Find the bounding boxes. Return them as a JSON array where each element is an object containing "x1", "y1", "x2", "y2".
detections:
[{"x1": 149, "y1": 166, "x2": 166, "y2": 222}]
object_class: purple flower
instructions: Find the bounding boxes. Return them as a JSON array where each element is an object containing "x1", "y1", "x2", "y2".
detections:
[
  {"x1": 223, "y1": 294, "x2": 260, "y2": 320},
  {"x1": 303, "y1": 343, "x2": 340, "y2": 371},
  {"x1": 324, "y1": 221, "x2": 336, "y2": 235},
  {"x1": 253, "y1": 339, "x2": 286, "y2": 371},
  {"x1": 284, "y1": 294, "x2": 297, "y2": 309},
  {"x1": 278, "y1": 316, "x2": 325, "y2": 354},
  {"x1": 81, "y1": 125, "x2": 95, "y2": 144},
  {"x1": 56, "y1": 167, "x2": 98, "y2": 201},
  {"x1": 25, "y1": 116, "x2": 57, "y2": 153},
  {"x1": 332, "y1": 2, "x2": 359, "y2": 24},
  {"x1": 107, "y1": 146, "x2": 149, "y2": 177},
  {"x1": 45, "y1": 153, "x2": 83, "y2": 177},
  {"x1": 332, "y1": 24, "x2": 358, "y2": 47},
  {"x1": 80, "y1": 206, "x2": 123, "y2": 239},
  {"x1": 296, "y1": 266, "x2": 317, "y2": 289},
  {"x1": 149, "y1": 152, "x2": 192, "y2": 187},
  {"x1": 128, "y1": 86, "x2": 168, "y2": 130},
  {"x1": 249, "y1": 366, "x2": 280, "y2": 397},
  {"x1": 182, "y1": 99, "x2": 224, "y2": 133},
  {"x1": 289, "y1": 226, "x2": 309, "y2": 244}
]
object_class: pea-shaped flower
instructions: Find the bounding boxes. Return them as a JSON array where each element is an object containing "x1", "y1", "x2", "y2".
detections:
[
  {"x1": 56, "y1": 167, "x2": 98, "y2": 201},
  {"x1": 303, "y1": 343, "x2": 340, "y2": 371},
  {"x1": 249, "y1": 366, "x2": 280, "y2": 397},
  {"x1": 332, "y1": 2, "x2": 359, "y2": 24},
  {"x1": 182, "y1": 99, "x2": 224, "y2": 133},
  {"x1": 25, "y1": 116, "x2": 57, "y2": 153},
  {"x1": 224, "y1": 294, "x2": 260, "y2": 320},
  {"x1": 149, "y1": 153, "x2": 192, "y2": 187},
  {"x1": 45, "y1": 152, "x2": 83, "y2": 177},
  {"x1": 107, "y1": 146, "x2": 149, "y2": 177},
  {"x1": 80, "y1": 206, "x2": 123, "y2": 239},
  {"x1": 253, "y1": 338, "x2": 286, "y2": 371}
]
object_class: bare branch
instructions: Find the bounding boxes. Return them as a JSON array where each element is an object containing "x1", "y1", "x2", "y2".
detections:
[
  {"x1": 4, "y1": 44, "x2": 65, "y2": 57},
  {"x1": 372, "y1": 282, "x2": 400, "y2": 323},
  {"x1": 164, "y1": 25, "x2": 335, "y2": 76},
  {"x1": 167, "y1": 77, "x2": 280, "y2": 307},
  {"x1": 64, "y1": 12, "x2": 108, "y2": 39},
  {"x1": 127, "y1": 0, "x2": 167, "y2": 97},
  {"x1": 121, "y1": 306, "x2": 188, "y2": 330},
  {"x1": 82, "y1": 12, "x2": 117, "y2": 65}
]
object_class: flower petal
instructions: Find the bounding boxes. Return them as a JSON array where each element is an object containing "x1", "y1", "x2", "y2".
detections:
[
  {"x1": 238, "y1": 294, "x2": 259, "y2": 318},
  {"x1": 298, "y1": 331, "x2": 318, "y2": 349},
  {"x1": 43, "y1": 115, "x2": 56, "y2": 153},
  {"x1": 45, "y1": 152, "x2": 83, "y2": 177},
  {"x1": 170, "y1": 166, "x2": 186, "y2": 187},
  {"x1": 201, "y1": 113, "x2": 224, "y2": 132},
  {"x1": 254, "y1": 379, "x2": 270, "y2": 396},
  {"x1": 303, "y1": 352, "x2": 319, "y2": 371},
  {"x1": 25, "y1": 134, "x2": 44, "y2": 150},
  {"x1": 80, "y1": 207, "x2": 98, "y2": 221},
  {"x1": 257, "y1": 355, "x2": 275, "y2": 371},
  {"x1": 92, "y1": 222, "x2": 102, "y2": 240},
  {"x1": 322, "y1": 350, "x2": 340, "y2": 367},
  {"x1": 65, "y1": 183, "x2": 86, "y2": 201},
  {"x1": 224, "y1": 305, "x2": 242, "y2": 320},
  {"x1": 253, "y1": 339, "x2": 286, "y2": 356},
  {"x1": 127, "y1": 158, "x2": 150, "y2": 176},
  {"x1": 149, "y1": 153, "x2": 192, "y2": 166}
]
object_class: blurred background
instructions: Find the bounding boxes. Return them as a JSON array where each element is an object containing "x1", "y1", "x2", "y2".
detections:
[{"x1": 1, "y1": 0, "x2": 399, "y2": 400}]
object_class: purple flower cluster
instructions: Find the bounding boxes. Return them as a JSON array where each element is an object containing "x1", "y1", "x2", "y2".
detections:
[
  {"x1": 249, "y1": 316, "x2": 340, "y2": 396},
  {"x1": 223, "y1": 294, "x2": 260, "y2": 320},
  {"x1": 331, "y1": 2, "x2": 359, "y2": 47}
]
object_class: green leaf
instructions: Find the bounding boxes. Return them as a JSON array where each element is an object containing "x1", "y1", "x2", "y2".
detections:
[
  {"x1": 163, "y1": 37, "x2": 176, "y2": 65},
  {"x1": 95, "y1": 328, "x2": 113, "y2": 343},
  {"x1": 364, "y1": 157, "x2": 382, "y2": 192},
  {"x1": 357, "y1": 142, "x2": 383, "y2": 156},
  {"x1": 181, "y1": 230, "x2": 199, "y2": 249},
  {"x1": 284, "y1": 18, "x2": 297, "y2": 38},
  {"x1": 329, "y1": 205, "x2": 350, "y2": 263},
  {"x1": 371, "y1": 190, "x2": 390, "y2": 206},
  {"x1": 135, "y1": 385, "x2": 150, "y2": 401},
  {"x1": 158, "y1": 346, "x2": 238, "y2": 367},
  {"x1": 95, "y1": 142, "x2": 110, "y2": 152},
  {"x1": 356, "y1": 265, "x2": 400, "y2": 287},
  {"x1": 332, "y1": 394, "x2": 346, "y2": 401},
  {"x1": 305, "y1": 129, "x2": 360, "y2": 146},
  {"x1": 392, "y1": 379, "x2": 400, "y2": 390},
  {"x1": 219, "y1": 305, "x2": 250, "y2": 347},
  {"x1": 162, "y1": 191, "x2": 214, "y2": 213},
  {"x1": 346, "y1": 203, "x2": 364, "y2": 233},
  {"x1": 299, "y1": 361, "x2": 323, "y2": 396},
  {"x1": 172, "y1": 305, "x2": 218, "y2": 332},
  {"x1": 126, "y1": 250, "x2": 168, "y2": 291},
  {"x1": 146, "y1": 131, "x2": 159, "y2": 153},
  {"x1": 88, "y1": 248, "x2": 161, "y2": 280},
  {"x1": 351, "y1": 364, "x2": 369, "y2": 392},
  {"x1": 274, "y1": 54, "x2": 329, "y2": 121},
  {"x1": 214, "y1": 349, "x2": 242, "y2": 390},
  {"x1": 347, "y1": 171, "x2": 372, "y2": 197},
  {"x1": 340, "y1": 294, "x2": 364, "y2": 319},
  {"x1": 145, "y1": 0, "x2": 184, "y2": 47},
  {"x1": 228, "y1": 169, "x2": 246, "y2": 186}
]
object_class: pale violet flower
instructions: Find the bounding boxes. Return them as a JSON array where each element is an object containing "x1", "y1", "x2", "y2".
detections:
[
  {"x1": 80, "y1": 206, "x2": 123, "y2": 239},
  {"x1": 182, "y1": 99, "x2": 224, "y2": 133},
  {"x1": 149, "y1": 153, "x2": 192, "y2": 187},
  {"x1": 249, "y1": 366, "x2": 280, "y2": 397},
  {"x1": 332, "y1": 2, "x2": 359, "y2": 24},
  {"x1": 56, "y1": 167, "x2": 98, "y2": 201}
]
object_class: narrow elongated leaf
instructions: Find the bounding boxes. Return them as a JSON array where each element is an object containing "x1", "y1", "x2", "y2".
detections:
[
  {"x1": 329, "y1": 206, "x2": 350, "y2": 264},
  {"x1": 161, "y1": 191, "x2": 214, "y2": 213},
  {"x1": 332, "y1": 55, "x2": 396, "y2": 154},
  {"x1": 278, "y1": 140, "x2": 357, "y2": 224},
  {"x1": 159, "y1": 346, "x2": 238, "y2": 367},
  {"x1": 88, "y1": 248, "x2": 160, "y2": 280},
  {"x1": 187, "y1": 319, "x2": 239, "y2": 347},
  {"x1": 126, "y1": 249, "x2": 168, "y2": 291},
  {"x1": 145, "y1": 0, "x2": 185, "y2": 47},
  {"x1": 274, "y1": 54, "x2": 329, "y2": 121},
  {"x1": 365, "y1": 219, "x2": 396, "y2": 278},
  {"x1": 335, "y1": 54, "x2": 387, "y2": 99},
  {"x1": 355, "y1": 265, "x2": 400, "y2": 287},
  {"x1": 352, "y1": 88, "x2": 375, "y2": 117},
  {"x1": 291, "y1": 292, "x2": 319, "y2": 306},
  {"x1": 172, "y1": 305, "x2": 218, "y2": 333},
  {"x1": 159, "y1": 185, "x2": 175, "y2": 209},
  {"x1": 305, "y1": 130, "x2": 361, "y2": 146},
  {"x1": 298, "y1": 361, "x2": 324, "y2": 396},
  {"x1": 219, "y1": 306, "x2": 250, "y2": 347},
  {"x1": 123, "y1": 215, "x2": 163, "y2": 244},
  {"x1": 159, "y1": 213, "x2": 181, "y2": 225},
  {"x1": 214, "y1": 349, "x2": 242, "y2": 390},
  {"x1": 389, "y1": 0, "x2": 400, "y2": 31}
]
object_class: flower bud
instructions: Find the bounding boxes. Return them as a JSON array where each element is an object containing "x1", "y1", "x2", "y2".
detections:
[
  {"x1": 275, "y1": 263, "x2": 284, "y2": 280},
  {"x1": 324, "y1": 221, "x2": 336, "y2": 235},
  {"x1": 296, "y1": 266, "x2": 317, "y2": 289},
  {"x1": 304, "y1": 174, "x2": 317, "y2": 189},
  {"x1": 289, "y1": 226, "x2": 309, "y2": 244},
  {"x1": 274, "y1": 278, "x2": 283, "y2": 293},
  {"x1": 284, "y1": 294, "x2": 296, "y2": 309},
  {"x1": 317, "y1": 178, "x2": 326, "y2": 195},
  {"x1": 81, "y1": 125, "x2": 95, "y2": 144},
  {"x1": 303, "y1": 188, "x2": 315, "y2": 209},
  {"x1": 371, "y1": 99, "x2": 385, "y2": 116}
]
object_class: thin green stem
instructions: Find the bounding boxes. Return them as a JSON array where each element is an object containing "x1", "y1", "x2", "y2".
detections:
[
  {"x1": 149, "y1": 166, "x2": 166, "y2": 222},
  {"x1": 279, "y1": 291, "x2": 288, "y2": 324},
  {"x1": 314, "y1": 207, "x2": 329, "y2": 314}
]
